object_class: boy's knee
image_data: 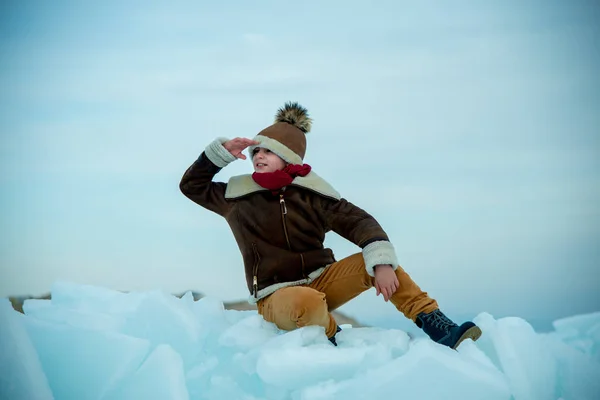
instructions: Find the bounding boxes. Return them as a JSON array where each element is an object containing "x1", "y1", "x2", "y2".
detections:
[{"x1": 285, "y1": 287, "x2": 327, "y2": 316}]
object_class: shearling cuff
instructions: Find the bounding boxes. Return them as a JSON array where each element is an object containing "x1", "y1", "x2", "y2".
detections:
[
  {"x1": 204, "y1": 137, "x2": 237, "y2": 168},
  {"x1": 362, "y1": 241, "x2": 399, "y2": 277}
]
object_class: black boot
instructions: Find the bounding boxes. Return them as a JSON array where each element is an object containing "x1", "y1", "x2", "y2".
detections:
[
  {"x1": 328, "y1": 325, "x2": 342, "y2": 346},
  {"x1": 415, "y1": 309, "x2": 482, "y2": 349}
]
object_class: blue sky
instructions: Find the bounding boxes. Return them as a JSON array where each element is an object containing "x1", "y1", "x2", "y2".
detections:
[{"x1": 1, "y1": 0, "x2": 598, "y2": 329}]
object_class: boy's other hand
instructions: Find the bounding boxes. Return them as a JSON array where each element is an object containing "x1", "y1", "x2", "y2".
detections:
[
  {"x1": 223, "y1": 137, "x2": 260, "y2": 160},
  {"x1": 374, "y1": 265, "x2": 399, "y2": 302}
]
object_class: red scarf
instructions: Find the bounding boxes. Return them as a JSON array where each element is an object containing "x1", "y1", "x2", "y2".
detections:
[{"x1": 252, "y1": 164, "x2": 312, "y2": 193}]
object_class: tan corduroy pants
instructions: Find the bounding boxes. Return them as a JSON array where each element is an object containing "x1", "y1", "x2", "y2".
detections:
[{"x1": 257, "y1": 253, "x2": 439, "y2": 338}]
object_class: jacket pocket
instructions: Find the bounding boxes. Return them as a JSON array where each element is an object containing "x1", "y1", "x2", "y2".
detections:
[
  {"x1": 252, "y1": 243, "x2": 261, "y2": 298},
  {"x1": 300, "y1": 253, "x2": 307, "y2": 278}
]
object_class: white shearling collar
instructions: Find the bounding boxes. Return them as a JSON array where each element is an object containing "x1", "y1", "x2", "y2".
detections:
[{"x1": 225, "y1": 171, "x2": 341, "y2": 200}]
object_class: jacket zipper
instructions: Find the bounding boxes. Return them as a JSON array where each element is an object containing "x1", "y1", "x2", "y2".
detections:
[
  {"x1": 279, "y1": 193, "x2": 308, "y2": 278},
  {"x1": 279, "y1": 193, "x2": 292, "y2": 250},
  {"x1": 252, "y1": 243, "x2": 261, "y2": 298}
]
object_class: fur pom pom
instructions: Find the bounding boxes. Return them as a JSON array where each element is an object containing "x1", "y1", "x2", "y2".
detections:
[{"x1": 275, "y1": 102, "x2": 312, "y2": 133}]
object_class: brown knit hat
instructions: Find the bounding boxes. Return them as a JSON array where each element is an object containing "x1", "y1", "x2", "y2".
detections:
[{"x1": 248, "y1": 102, "x2": 312, "y2": 165}]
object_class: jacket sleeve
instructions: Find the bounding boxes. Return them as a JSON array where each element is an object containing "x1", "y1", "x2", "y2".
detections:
[
  {"x1": 179, "y1": 138, "x2": 237, "y2": 217},
  {"x1": 319, "y1": 197, "x2": 399, "y2": 276}
]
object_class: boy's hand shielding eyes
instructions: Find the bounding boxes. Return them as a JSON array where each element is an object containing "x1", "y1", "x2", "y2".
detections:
[
  {"x1": 374, "y1": 264, "x2": 399, "y2": 302},
  {"x1": 223, "y1": 137, "x2": 260, "y2": 160}
]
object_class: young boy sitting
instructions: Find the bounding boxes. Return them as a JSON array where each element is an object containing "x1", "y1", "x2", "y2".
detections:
[{"x1": 180, "y1": 102, "x2": 481, "y2": 349}]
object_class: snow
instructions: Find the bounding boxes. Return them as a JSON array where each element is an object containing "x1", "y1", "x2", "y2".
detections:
[{"x1": 1, "y1": 282, "x2": 599, "y2": 400}]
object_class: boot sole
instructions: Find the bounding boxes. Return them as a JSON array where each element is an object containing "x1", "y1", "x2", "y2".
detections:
[{"x1": 452, "y1": 325, "x2": 482, "y2": 349}]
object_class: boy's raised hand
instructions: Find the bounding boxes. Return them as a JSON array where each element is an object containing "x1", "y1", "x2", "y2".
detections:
[
  {"x1": 223, "y1": 137, "x2": 260, "y2": 160},
  {"x1": 374, "y1": 265, "x2": 399, "y2": 302}
]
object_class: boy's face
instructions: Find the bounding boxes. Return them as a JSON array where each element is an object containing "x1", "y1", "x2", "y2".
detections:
[{"x1": 252, "y1": 147, "x2": 286, "y2": 173}]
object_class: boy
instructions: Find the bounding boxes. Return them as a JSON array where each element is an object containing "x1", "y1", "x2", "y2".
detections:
[{"x1": 180, "y1": 102, "x2": 481, "y2": 349}]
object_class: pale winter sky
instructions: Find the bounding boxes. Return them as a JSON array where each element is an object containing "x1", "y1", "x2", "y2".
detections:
[{"x1": 1, "y1": 0, "x2": 598, "y2": 330}]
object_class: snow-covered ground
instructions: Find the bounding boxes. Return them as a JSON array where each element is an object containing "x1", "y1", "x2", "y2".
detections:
[{"x1": 1, "y1": 282, "x2": 599, "y2": 400}]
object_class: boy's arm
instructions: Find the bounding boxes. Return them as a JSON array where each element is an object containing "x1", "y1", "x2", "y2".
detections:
[
  {"x1": 319, "y1": 197, "x2": 399, "y2": 277},
  {"x1": 179, "y1": 138, "x2": 238, "y2": 217}
]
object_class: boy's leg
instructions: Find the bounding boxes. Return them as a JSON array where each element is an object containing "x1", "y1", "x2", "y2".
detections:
[
  {"x1": 257, "y1": 286, "x2": 339, "y2": 338},
  {"x1": 309, "y1": 253, "x2": 439, "y2": 321}
]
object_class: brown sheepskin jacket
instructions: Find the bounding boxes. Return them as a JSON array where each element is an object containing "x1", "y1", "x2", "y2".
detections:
[{"x1": 179, "y1": 139, "x2": 398, "y2": 302}]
